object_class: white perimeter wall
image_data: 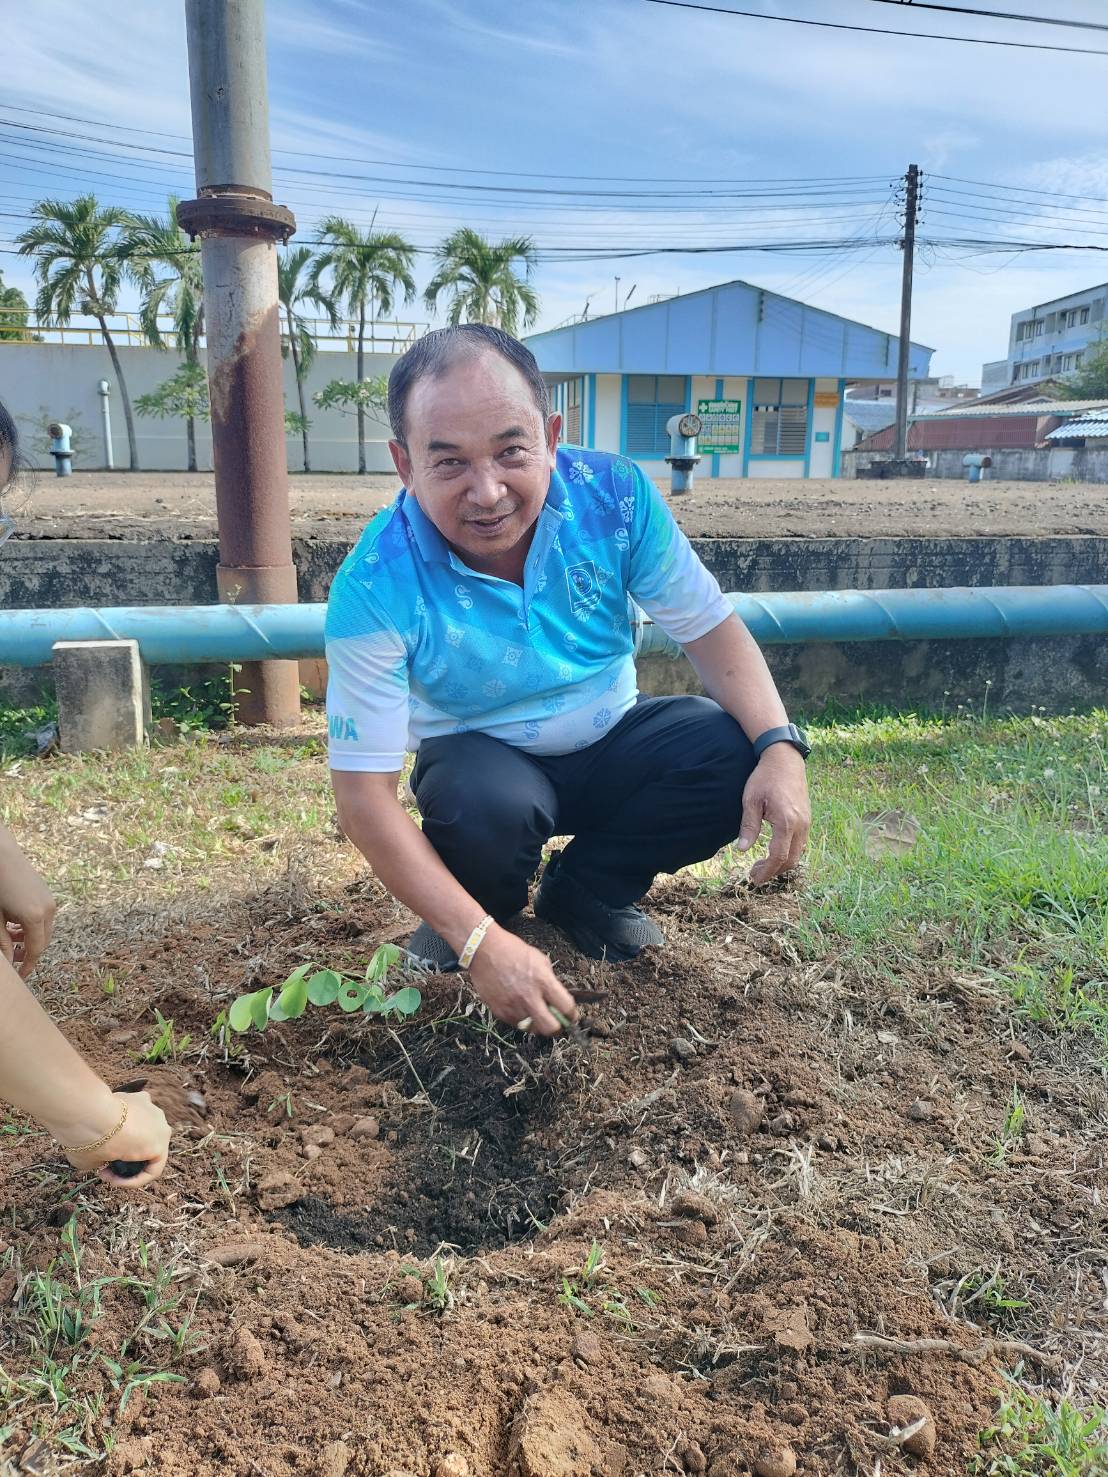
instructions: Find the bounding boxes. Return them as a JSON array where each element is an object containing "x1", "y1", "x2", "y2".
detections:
[{"x1": 0, "y1": 342, "x2": 401, "y2": 473}]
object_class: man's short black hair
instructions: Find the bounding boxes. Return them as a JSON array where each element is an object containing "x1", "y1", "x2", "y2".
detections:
[{"x1": 387, "y1": 323, "x2": 550, "y2": 445}]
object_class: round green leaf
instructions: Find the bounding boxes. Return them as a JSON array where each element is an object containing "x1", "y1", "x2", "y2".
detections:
[
  {"x1": 306, "y1": 969, "x2": 342, "y2": 1006},
  {"x1": 385, "y1": 987, "x2": 422, "y2": 1017},
  {"x1": 250, "y1": 988, "x2": 273, "y2": 1032},
  {"x1": 228, "y1": 993, "x2": 258, "y2": 1034},
  {"x1": 338, "y1": 981, "x2": 368, "y2": 1013},
  {"x1": 276, "y1": 975, "x2": 310, "y2": 1021}
]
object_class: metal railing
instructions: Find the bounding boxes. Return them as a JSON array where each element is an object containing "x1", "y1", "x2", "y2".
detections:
[{"x1": 0, "y1": 309, "x2": 428, "y2": 352}]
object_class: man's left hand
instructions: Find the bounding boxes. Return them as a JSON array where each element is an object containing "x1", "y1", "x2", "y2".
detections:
[{"x1": 737, "y1": 744, "x2": 811, "y2": 886}]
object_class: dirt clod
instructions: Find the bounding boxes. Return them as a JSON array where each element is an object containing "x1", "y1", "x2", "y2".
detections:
[
  {"x1": 300, "y1": 1124, "x2": 336, "y2": 1148},
  {"x1": 669, "y1": 1037, "x2": 697, "y2": 1064},
  {"x1": 204, "y1": 1237, "x2": 267, "y2": 1267},
  {"x1": 223, "y1": 1326, "x2": 268, "y2": 1381},
  {"x1": 908, "y1": 1098, "x2": 934, "y2": 1121},
  {"x1": 510, "y1": 1389, "x2": 602, "y2": 1476},
  {"x1": 728, "y1": 1088, "x2": 763, "y2": 1136},
  {"x1": 752, "y1": 1443, "x2": 797, "y2": 1477},
  {"x1": 679, "y1": 1440, "x2": 708, "y2": 1473},
  {"x1": 350, "y1": 1115, "x2": 381, "y2": 1139},
  {"x1": 571, "y1": 1330, "x2": 603, "y2": 1365},
  {"x1": 888, "y1": 1395, "x2": 938, "y2": 1460},
  {"x1": 433, "y1": 1456, "x2": 469, "y2": 1477},
  {"x1": 317, "y1": 1440, "x2": 353, "y2": 1477},
  {"x1": 256, "y1": 1171, "x2": 302, "y2": 1211},
  {"x1": 670, "y1": 1188, "x2": 719, "y2": 1225},
  {"x1": 193, "y1": 1367, "x2": 221, "y2": 1399}
]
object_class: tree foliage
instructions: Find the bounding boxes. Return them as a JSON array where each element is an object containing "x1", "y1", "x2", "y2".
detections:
[
  {"x1": 1057, "y1": 338, "x2": 1108, "y2": 400},
  {"x1": 135, "y1": 362, "x2": 210, "y2": 422},
  {"x1": 16, "y1": 195, "x2": 144, "y2": 469},
  {"x1": 423, "y1": 228, "x2": 539, "y2": 334}
]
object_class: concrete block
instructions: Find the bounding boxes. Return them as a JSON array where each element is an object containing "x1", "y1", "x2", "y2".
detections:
[{"x1": 52, "y1": 639, "x2": 150, "y2": 753}]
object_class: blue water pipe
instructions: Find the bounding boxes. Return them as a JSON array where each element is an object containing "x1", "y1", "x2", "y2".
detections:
[{"x1": 1, "y1": 586, "x2": 1107, "y2": 668}]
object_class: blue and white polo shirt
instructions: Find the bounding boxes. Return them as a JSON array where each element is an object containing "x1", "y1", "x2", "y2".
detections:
[{"x1": 325, "y1": 446, "x2": 733, "y2": 771}]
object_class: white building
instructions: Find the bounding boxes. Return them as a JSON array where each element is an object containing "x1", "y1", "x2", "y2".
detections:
[{"x1": 526, "y1": 278, "x2": 932, "y2": 480}]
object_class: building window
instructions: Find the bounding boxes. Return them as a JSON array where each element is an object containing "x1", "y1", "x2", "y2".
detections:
[
  {"x1": 1034, "y1": 320, "x2": 1044, "y2": 337},
  {"x1": 626, "y1": 375, "x2": 686, "y2": 457},
  {"x1": 751, "y1": 377, "x2": 809, "y2": 456},
  {"x1": 1077, "y1": 352, "x2": 1085, "y2": 368},
  {"x1": 564, "y1": 378, "x2": 584, "y2": 444}
]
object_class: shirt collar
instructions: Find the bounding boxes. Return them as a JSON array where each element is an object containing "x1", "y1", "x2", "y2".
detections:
[{"x1": 398, "y1": 488, "x2": 451, "y2": 564}]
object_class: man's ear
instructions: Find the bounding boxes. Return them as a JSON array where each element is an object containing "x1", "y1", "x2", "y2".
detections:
[
  {"x1": 545, "y1": 413, "x2": 562, "y2": 459},
  {"x1": 389, "y1": 439, "x2": 413, "y2": 484}
]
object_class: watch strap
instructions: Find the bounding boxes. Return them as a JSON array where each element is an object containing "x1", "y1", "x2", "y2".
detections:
[{"x1": 752, "y1": 724, "x2": 810, "y2": 760}]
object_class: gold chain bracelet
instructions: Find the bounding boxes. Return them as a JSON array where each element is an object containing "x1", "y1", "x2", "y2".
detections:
[{"x1": 61, "y1": 1100, "x2": 128, "y2": 1155}]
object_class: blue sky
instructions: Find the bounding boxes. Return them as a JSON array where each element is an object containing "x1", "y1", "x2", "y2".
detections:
[{"x1": 4, "y1": 0, "x2": 1108, "y2": 382}]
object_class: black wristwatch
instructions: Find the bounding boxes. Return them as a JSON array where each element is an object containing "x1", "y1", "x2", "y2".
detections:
[{"x1": 752, "y1": 722, "x2": 812, "y2": 761}]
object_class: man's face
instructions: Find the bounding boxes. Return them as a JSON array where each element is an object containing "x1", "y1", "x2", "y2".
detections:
[{"x1": 389, "y1": 351, "x2": 560, "y2": 573}]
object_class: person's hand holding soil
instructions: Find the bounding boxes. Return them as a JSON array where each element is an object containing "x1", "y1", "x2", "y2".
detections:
[
  {"x1": 0, "y1": 824, "x2": 57, "y2": 977},
  {"x1": 467, "y1": 927, "x2": 578, "y2": 1036},
  {"x1": 50, "y1": 1086, "x2": 172, "y2": 1189}
]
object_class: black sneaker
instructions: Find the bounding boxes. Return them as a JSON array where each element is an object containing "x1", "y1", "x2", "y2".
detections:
[
  {"x1": 405, "y1": 922, "x2": 458, "y2": 973},
  {"x1": 533, "y1": 854, "x2": 664, "y2": 963}
]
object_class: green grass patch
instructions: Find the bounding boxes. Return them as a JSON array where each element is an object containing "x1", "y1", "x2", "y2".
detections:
[
  {"x1": 791, "y1": 707, "x2": 1108, "y2": 1047},
  {"x1": 973, "y1": 1387, "x2": 1108, "y2": 1475}
]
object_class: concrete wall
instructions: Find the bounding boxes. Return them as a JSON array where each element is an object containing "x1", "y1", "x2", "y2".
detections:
[
  {"x1": 4, "y1": 532, "x2": 1106, "y2": 715},
  {"x1": 845, "y1": 444, "x2": 1108, "y2": 482},
  {"x1": 0, "y1": 342, "x2": 401, "y2": 473}
]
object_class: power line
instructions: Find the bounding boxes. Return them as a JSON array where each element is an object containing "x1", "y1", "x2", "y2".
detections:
[
  {"x1": 865, "y1": 0, "x2": 1108, "y2": 33},
  {"x1": 934, "y1": 173, "x2": 1108, "y2": 206},
  {"x1": 0, "y1": 102, "x2": 898, "y2": 187},
  {"x1": 643, "y1": 0, "x2": 1108, "y2": 54}
]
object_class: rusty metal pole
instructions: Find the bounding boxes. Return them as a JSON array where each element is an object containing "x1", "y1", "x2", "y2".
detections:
[{"x1": 177, "y1": 0, "x2": 300, "y2": 726}]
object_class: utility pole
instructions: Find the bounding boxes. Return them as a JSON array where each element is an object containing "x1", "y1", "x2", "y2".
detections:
[
  {"x1": 893, "y1": 163, "x2": 919, "y2": 465},
  {"x1": 178, "y1": 0, "x2": 301, "y2": 726},
  {"x1": 614, "y1": 276, "x2": 621, "y2": 314}
]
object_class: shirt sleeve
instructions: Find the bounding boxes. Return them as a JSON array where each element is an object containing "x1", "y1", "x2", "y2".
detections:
[
  {"x1": 625, "y1": 461, "x2": 734, "y2": 643},
  {"x1": 324, "y1": 576, "x2": 410, "y2": 773}
]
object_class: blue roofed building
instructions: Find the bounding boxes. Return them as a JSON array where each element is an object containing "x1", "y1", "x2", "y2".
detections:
[{"x1": 525, "y1": 278, "x2": 933, "y2": 480}]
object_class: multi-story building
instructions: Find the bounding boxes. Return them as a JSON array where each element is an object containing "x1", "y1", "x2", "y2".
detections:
[{"x1": 989, "y1": 283, "x2": 1108, "y2": 388}]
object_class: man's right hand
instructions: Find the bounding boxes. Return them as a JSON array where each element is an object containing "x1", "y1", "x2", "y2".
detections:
[{"x1": 467, "y1": 927, "x2": 578, "y2": 1037}]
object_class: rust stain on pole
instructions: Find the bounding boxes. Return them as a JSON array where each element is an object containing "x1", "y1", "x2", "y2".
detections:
[{"x1": 178, "y1": 0, "x2": 302, "y2": 729}]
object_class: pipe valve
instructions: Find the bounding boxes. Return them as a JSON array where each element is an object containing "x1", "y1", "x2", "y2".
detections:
[{"x1": 665, "y1": 411, "x2": 702, "y2": 495}]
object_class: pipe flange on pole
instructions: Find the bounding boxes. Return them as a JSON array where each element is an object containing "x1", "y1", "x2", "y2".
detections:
[{"x1": 176, "y1": 188, "x2": 296, "y2": 243}]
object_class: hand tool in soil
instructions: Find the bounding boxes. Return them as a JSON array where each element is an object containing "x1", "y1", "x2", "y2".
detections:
[{"x1": 107, "y1": 1076, "x2": 208, "y2": 1179}]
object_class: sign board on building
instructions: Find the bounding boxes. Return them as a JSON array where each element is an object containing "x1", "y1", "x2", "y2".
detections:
[
  {"x1": 813, "y1": 391, "x2": 840, "y2": 409},
  {"x1": 696, "y1": 399, "x2": 742, "y2": 453}
]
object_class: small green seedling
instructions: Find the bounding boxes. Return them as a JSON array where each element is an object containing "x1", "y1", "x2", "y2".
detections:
[
  {"x1": 137, "y1": 1010, "x2": 191, "y2": 1065},
  {"x1": 988, "y1": 1085, "x2": 1027, "y2": 1166},
  {"x1": 225, "y1": 944, "x2": 421, "y2": 1036},
  {"x1": 267, "y1": 1090, "x2": 295, "y2": 1119},
  {"x1": 100, "y1": 973, "x2": 117, "y2": 997}
]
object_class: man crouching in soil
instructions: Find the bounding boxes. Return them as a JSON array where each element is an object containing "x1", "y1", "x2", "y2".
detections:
[{"x1": 326, "y1": 325, "x2": 810, "y2": 1036}]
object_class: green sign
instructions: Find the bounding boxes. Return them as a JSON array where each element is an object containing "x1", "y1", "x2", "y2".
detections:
[{"x1": 697, "y1": 398, "x2": 742, "y2": 454}]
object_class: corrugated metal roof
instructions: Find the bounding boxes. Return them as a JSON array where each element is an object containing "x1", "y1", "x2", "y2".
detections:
[
  {"x1": 1045, "y1": 417, "x2": 1108, "y2": 440},
  {"x1": 524, "y1": 278, "x2": 934, "y2": 379},
  {"x1": 926, "y1": 398, "x2": 1108, "y2": 419},
  {"x1": 842, "y1": 400, "x2": 897, "y2": 435}
]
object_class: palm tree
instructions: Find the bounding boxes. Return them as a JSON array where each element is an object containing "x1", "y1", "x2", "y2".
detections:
[
  {"x1": 17, "y1": 195, "x2": 142, "y2": 470},
  {"x1": 278, "y1": 247, "x2": 336, "y2": 473},
  {"x1": 423, "y1": 228, "x2": 539, "y2": 336},
  {"x1": 309, "y1": 218, "x2": 416, "y2": 474},
  {"x1": 126, "y1": 197, "x2": 206, "y2": 471}
]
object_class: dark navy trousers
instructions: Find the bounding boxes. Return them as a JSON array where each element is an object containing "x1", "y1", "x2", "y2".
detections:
[{"x1": 411, "y1": 695, "x2": 757, "y2": 917}]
